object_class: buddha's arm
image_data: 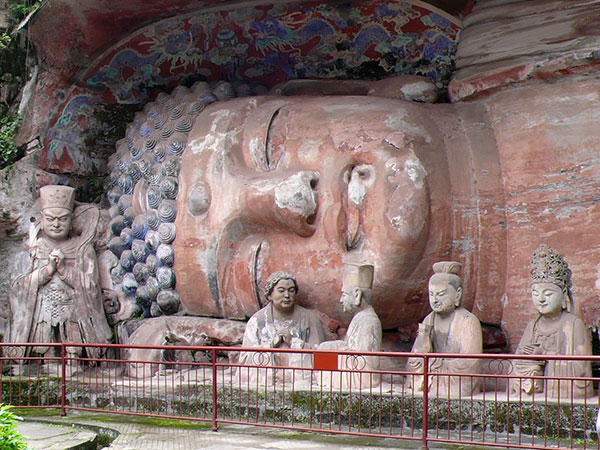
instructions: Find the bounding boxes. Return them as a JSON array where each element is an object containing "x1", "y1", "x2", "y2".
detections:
[{"x1": 567, "y1": 317, "x2": 593, "y2": 376}]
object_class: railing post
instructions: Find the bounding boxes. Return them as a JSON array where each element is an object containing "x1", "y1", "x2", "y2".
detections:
[
  {"x1": 421, "y1": 354, "x2": 429, "y2": 450},
  {"x1": 211, "y1": 347, "x2": 218, "y2": 431},
  {"x1": 60, "y1": 344, "x2": 66, "y2": 416}
]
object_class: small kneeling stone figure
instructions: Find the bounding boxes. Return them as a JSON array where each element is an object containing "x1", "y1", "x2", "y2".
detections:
[
  {"x1": 407, "y1": 261, "x2": 482, "y2": 396},
  {"x1": 511, "y1": 244, "x2": 594, "y2": 399}
]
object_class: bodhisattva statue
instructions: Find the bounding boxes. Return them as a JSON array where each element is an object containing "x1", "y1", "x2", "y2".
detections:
[
  {"x1": 316, "y1": 263, "x2": 382, "y2": 390},
  {"x1": 240, "y1": 271, "x2": 324, "y2": 373},
  {"x1": 510, "y1": 244, "x2": 594, "y2": 399},
  {"x1": 7, "y1": 185, "x2": 112, "y2": 360},
  {"x1": 407, "y1": 261, "x2": 482, "y2": 396}
]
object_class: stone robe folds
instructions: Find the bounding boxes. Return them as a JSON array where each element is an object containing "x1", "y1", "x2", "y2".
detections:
[
  {"x1": 239, "y1": 303, "x2": 324, "y2": 384},
  {"x1": 407, "y1": 307, "x2": 482, "y2": 396},
  {"x1": 7, "y1": 205, "x2": 112, "y2": 359},
  {"x1": 316, "y1": 306, "x2": 382, "y2": 390},
  {"x1": 511, "y1": 311, "x2": 594, "y2": 399}
]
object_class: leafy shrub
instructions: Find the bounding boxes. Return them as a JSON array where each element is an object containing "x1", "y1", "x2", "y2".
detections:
[
  {"x1": 7, "y1": 0, "x2": 42, "y2": 26},
  {"x1": 0, "y1": 112, "x2": 21, "y2": 169},
  {"x1": 0, "y1": 404, "x2": 29, "y2": 450}
]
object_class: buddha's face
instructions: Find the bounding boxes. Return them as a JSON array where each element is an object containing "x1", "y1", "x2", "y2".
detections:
[
  {"x1": 531, "y1": 282, "x2": 565, "y2": 316},
  {"x1": 428, "y1": 276, "x2": 461, "y2": 316},
  {"x1": 42, "y1": 207, "x2": 72, "y2": 241},
  {"x1": 175, "y1": 96, "x2": 433, "y2": 326},
  {"x1": 267, "y1": 279, "x2": 297, "y2": 314}
]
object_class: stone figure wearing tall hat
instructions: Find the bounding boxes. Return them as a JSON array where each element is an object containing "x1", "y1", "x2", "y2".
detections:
[
  {"x1": 407, "y1": 261, "x2": 482, "y2": 396},
  {"x1": 317, "y1": 263, "x2": 382, "y2": 389},
  {"x1": 511, "y1": 244, "x2": 593, "y2": 399},
  {"x1": 6, "y1": 185, "x2": 112, "y2": 359}
]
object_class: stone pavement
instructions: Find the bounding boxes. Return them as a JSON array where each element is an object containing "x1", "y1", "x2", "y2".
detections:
[
  {"x1": 16, "y1": 412, "x2": 502, "y2": 450},
  {"x1": 16, "y1": 420, "x2": 97, "y2": 450}
]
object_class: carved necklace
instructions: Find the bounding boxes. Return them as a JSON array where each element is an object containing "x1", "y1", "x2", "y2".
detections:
[{"x1": 531, "y1": 314, "x2": 560, "y2": 354}]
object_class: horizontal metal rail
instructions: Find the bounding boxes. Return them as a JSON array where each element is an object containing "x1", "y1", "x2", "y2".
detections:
[{"x1": 1, "y1": 343, "x2": 599, "y2": 449}]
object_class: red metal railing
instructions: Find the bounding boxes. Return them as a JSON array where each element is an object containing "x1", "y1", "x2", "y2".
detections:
[{"x1": 1, "y1": 343, "x2": 599, "y2": 449}]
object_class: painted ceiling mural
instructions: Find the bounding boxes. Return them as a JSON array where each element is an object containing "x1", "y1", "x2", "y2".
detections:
[{"x1": 41, "y1": 0, "x2": 460, "y2": 176}]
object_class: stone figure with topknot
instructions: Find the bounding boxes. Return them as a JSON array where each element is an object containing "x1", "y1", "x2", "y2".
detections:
[{"x1": 407, "y1": 261, "x2": 482, "y2": 396}]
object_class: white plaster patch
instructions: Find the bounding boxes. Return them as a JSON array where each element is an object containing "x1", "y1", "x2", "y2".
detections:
[
  {"x1": 450, "y1": 236, "x2": 476, "y2": 253},
  {"x1": 249, "y1": 136, "x2": 264, "y2": 168},
  {"x1": 404, "y1": 156, "x2": 427, "y2": 188},
  {"x1": 274, "y1": 172, "x2": 317, "y2": 217},
  {"x1": 189, "y1": 109, "x2": 230, "y2": 155},
  {"x1": 594, "y1": 264, "x2": 600, "y2": 291},
  {"x1": 297, "y1": 139, "x2": 322, "y2": 165},
  {"x1": 555, "y1": 205, "x2": 585, "y2": 219},
  {"x1": 348, "y1": 179, "x2": 367, "y2": 206},
  {"x1": 385, "y1": 158, "x2": 401, "y2": 179},
  {"x1": 400, "y1": 81, "x2": 435, "y2": 100},
  {"x1": 348, "y1": 164, "x2": 374, "y2": 206},
  {"x1": 384, "y1": 111, "x2": 431, "y2": 143}
]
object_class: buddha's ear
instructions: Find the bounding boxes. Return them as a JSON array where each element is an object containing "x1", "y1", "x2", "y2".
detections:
[
  {"x1": 561, "y1": 289, "x2": 569, "y2": 311},
  {"x1": 455, "y1": 287, "x2": 463, "y2": 307},
  {"x1": 353, "y1": 287, "x2": 363, "y2": 308}
]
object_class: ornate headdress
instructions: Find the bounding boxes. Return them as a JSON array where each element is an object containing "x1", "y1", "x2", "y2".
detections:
[
  {"x1": 40, "y1": 185, "x2": 75, "y2": 211},
  {"x1": 530, "y1": 244, "x2": 572, "y2": 292},
  {"x1": 342, "y1": 264, "x2": 374, "y2": 289}
]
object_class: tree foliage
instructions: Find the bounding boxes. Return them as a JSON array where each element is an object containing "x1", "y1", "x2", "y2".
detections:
[
  {"x1": 0, "y1": 404, "x2": 29, "y2": 450},
  {"x1": 0, "y1": 112, "x2": 21, "y2": 168}
]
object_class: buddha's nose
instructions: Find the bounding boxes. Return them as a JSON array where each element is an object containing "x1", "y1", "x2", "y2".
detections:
[{"x1": 241, "y1": 170, "x2": 319, "y2": 237}]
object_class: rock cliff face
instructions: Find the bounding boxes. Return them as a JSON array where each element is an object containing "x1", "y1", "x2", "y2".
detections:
[
  {"x1": 482, "y1": 78, "x2": 600, "y2": 350},
  {"x1": 3, "y1": 0, "x2": 600, "y2": 351},
  {"x1": 450, "y1": 0, "x2": 600, "y2": 348},
  {"x1": 450, "y1": 0, "x2": 600, "y2": 101}
]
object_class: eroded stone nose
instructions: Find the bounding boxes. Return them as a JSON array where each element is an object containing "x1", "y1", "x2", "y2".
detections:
[{"x1": 241, "y1": 170, "x2": 319, "y2": 237}]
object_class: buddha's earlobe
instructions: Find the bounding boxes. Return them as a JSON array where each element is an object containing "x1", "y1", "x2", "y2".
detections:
[
  {"x1": 455, "y1": 287, "x2": 463, "y2": 307},
  {"x1": 353, "y1": 287, "x2": 363, "y2": 308}
]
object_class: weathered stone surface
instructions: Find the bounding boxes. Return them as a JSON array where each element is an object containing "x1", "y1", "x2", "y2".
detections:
[
  {"x1": 482, "y1": 76, "x2": 600, "y2": 349},
  {"x1": 125, "y1": 316, "x2": 246, "y2": 376},
  {"x1": 25, "y1": 0, "x2": 460, "y2": 177},
  {"x1": 450, "y1": 0, "x2": 600, "y2": 100},
  {"x1": 170, "y1": 91, "x2": 506, "y2": 329}
]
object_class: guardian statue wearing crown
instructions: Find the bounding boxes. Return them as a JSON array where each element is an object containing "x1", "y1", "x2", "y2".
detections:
[
  {"x1": 6, "y1": 185, "x2": 112, "y2": 360},
  {"x1": 511, "y1": 244, "x2": 594, "y2": 398}
]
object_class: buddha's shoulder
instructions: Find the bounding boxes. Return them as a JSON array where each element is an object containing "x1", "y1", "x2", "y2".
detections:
[
  {"x1": 561, "y1": 311, "x2": 586, "y2": 327},
  {"x1": 455, "y1": 307, "x2": 481, "y2": 325}
]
